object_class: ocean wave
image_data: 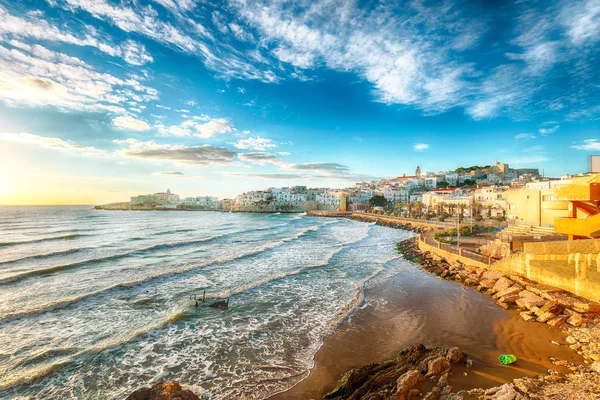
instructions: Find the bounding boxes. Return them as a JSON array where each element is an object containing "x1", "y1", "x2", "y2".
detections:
[
  {"x1": 0, "y1": 225, "x2": 325, "y2": 322},
  {"x1": 0, "y1": 234, "x2": 87, "y2": 248},
  {"x1": 0, "y1": 237, "x2": 217, "y2": 285},
  {"x1": 0, "y1": 310, "x2": 191, "y2": 391},
  {"x1": 1, "y1": 242, "x2": 345, "y2": 390},
  {"x1": 0, "y1": 248, "x2": 82, "y2": 266}
]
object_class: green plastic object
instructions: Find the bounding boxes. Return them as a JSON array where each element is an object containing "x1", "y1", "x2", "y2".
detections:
[{"x1": 500, "y1": 354, "x2": 517, "y2": 365}]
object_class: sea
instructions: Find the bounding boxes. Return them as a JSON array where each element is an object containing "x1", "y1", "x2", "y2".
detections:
[{"x1": 0, "y1": 206, "x2": 415, "y2": 399}]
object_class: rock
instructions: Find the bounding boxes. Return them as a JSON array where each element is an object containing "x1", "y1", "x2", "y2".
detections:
[
  {"x1": 479, "y1": 279, "x2": 497, "y2": 289},
  {"x1": 526, "y1": 283, "x2": 562, "y2": 297},
  {"x1": 547, "y1": 315, "x2": 569, "y2": 328},
  {"x1": 515, "y1": 293, "x2": 546, "y2": 310},
  {"x1": 567, "y1": 313, "x2": 585, "y2": 327},
  {"x1": 592, "y1": 362, "x2": 600, "y2": 373},
  {"x1": 509, "y1": 275, "x2": 534, "y2": 287},
  {"x1": 126, "y1": 381, "x2": 200, "y2": 400},
  {"x1": 483, "y1": 383, "x2": 525, "y2": 400},
  {"x1": 324, "y1": 344, "x2": 464, "y2": 400},
  {"x1": 535, "y1": 301, "x2": 563, "y2": 317},
  {"x1": 492, "y1": 277, "x2": 515, "y2": 294},
  {"x1": 499, "y1": 294, "x2": 520, "y2": 305},
  {"x1": 427, "y1": 357, "x2": 451, "y2": 376},
  {"x1": 565, "y1": 336, "x2": 578, "y2": 345},
  {"x1": 446, "y1": 347, "x2": 464, "y2": 363},
  {"x1": 573, "y1": 301, "x2": 600, "y2": 314},
  {"x1": 537, "y1": 311, "x2": 557, "y2": 323},
  {"x1": 494, "y1": 285, "x2": 523, "y2": 299},
  {"x1": 482, "y1": 270, "x2": 506, "y2": 281},
  {"x1": 497, "y1": 301, "x2": 510, "y2": 310},
  {"x1": 464, "y1": 359, "x2": 474, "y2": 368},
  {"x1": 396, "y1": 370, "x2": 422, "y2": 397},
  {"x1": 520, "y1": 311, "x2": 535, "y2": 322}
]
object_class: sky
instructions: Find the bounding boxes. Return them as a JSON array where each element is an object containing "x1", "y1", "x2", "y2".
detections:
[{"x1": 0, "y1": 0, "x2": 599, "y2": 205}]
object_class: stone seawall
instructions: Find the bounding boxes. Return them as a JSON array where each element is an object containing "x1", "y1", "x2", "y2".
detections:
[{"x1": 347, "y1": 213, "x2": 443, "y2": 234}]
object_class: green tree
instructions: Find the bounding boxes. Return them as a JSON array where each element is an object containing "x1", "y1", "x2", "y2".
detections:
[{"x1": 369, "y1": 195, "x2": 388, "y2": 208}]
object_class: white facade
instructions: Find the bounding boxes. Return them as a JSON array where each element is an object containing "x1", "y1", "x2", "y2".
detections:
[
  {"x1": 382, "y1": 187, "x2": 409, "y2": 203},
  {"x1": 181, "y1": 196, "x2": 219, "y2": 208},
  {"x1": 316, "y1": 190, "x2": 346, "y2": 207},
  {"x1": 131, "y1": 189, "x2": 179, "y2": 206}
]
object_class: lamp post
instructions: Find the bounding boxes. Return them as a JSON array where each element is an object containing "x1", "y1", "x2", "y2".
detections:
[{"x1": 457, "y1": 210, "x2": 461, "y2": 249}]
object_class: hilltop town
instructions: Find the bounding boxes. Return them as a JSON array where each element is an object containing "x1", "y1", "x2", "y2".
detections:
[{"x1": 98, "y1": 161, "x2": 586, "y2": 226}]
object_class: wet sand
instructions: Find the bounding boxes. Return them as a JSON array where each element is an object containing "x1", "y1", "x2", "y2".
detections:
[{"x1": 271, "y1": 268, "x2": 583, "y2": 399}]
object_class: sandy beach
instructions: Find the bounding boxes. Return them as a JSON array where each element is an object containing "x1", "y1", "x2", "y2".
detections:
[{"x1": 271, "y1": 267, "x2": 582, "y2": 399}]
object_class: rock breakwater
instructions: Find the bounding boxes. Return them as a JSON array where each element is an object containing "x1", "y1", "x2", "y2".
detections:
[{"x1": 324, "y1": 344, "x2": 469, "y2": 400}]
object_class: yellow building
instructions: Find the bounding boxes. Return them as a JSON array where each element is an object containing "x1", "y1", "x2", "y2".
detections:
[
  {"x1": 506, "y1": 174, "x2": 600, "y2": 239},
  {"x1": 554, "y1": 174, "x2": 600, "y2": 239}
]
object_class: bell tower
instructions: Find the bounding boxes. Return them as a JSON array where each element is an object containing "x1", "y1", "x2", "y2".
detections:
[{"x1": 415, "y1": 165, "x2": 421, "y2": 178}]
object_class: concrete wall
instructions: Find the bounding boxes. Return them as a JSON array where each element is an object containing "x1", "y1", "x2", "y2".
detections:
[
  {"x1": 418, "y1": 233, "x2": 600, "y2": 302},
  {"x1": 524, "y1": 238, "x2": 600, "y2": 255},
  {"x1": 418, "y1": 238, "x2": 490, "y2": 269}
]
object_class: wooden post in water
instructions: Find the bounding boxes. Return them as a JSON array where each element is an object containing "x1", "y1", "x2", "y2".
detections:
[{"x1": 202, "y1": 290, "x2": 206, "y2": 303}]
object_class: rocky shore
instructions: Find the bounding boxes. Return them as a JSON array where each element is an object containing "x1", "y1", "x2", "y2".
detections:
[
  {"x1": 323, "y1": 345, "x2": 469, "y2": 400},
  {"x1": 393, "y1": 237, "x2": 600, "y2": 399},
  {"x1": 347, "y1": 214, "x2": 437, "y2": 235}
]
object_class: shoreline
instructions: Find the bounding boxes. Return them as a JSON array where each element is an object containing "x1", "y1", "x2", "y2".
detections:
[
  {"x1": 271, "y1": 218, "x2": 600, "y2": 399},
  {"x1": 126, "y1": 216, "x2": 600, "y2": 399}
]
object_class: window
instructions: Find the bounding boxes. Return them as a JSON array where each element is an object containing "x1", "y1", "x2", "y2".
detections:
[{"x1": 542, "y1": 195, "x2": 556, "y2": 202}]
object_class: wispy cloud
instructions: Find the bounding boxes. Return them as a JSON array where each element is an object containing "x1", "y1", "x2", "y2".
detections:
[
  {"x1": 413, "y1": 143, "x2": 429, "y2": 151},
  {"x1": 572, "y1": 139, "x2": 600, "y2": 151},
  {"x1": 0, "y1": 6, "x2": 153, "y2": 65},
  {"x1": 114, "y1": 138, "x2": 236, "y2": 165},
  {"x1": 515, "y1": 133, "x2": 536, "y2": 140},
  {"x1": 0, "y1": 132, "x2": 107, "y2": 155},
  {"x1": 538, "y1": 125, "x2": 559, "y2": 135},
  {"x1": 112, "y1": 116, "x2": 150, "y2": 131},
  {"x1": 233, "y1": 136, "x2": 277, "y2": 151}
]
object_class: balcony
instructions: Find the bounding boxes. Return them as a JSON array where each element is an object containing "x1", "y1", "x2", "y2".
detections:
[{"x1": 554, "y1": 214, "x2": 600, "y2": 238}]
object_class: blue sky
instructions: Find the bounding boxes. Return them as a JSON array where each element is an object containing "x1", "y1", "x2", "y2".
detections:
[{"x1": 0, "y1": 0, "x2": 599, "y2": 204}]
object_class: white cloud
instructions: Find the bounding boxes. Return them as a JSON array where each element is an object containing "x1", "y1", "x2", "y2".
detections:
[
  {"x1": 0, "y1": 6, "x2": 153, "y2": 65},
  {"x1": 538, "y1": 125, "x2": 559, "y2": 135},
  {"x1": 50, "y1": 0, "x2": 278, "y2": 83},
  {"x1": 572, "y1": 139, "x2": 600, "y2": 151},
  {"x1": 515, "y1": 133, "x2": 536, "y2": 140},
  {"x1": 561, "y1": 0, "x2": 600, "y2": 46},
  {"x1": 0, "y1": 42, "x2": 157, "y2": 113},
  {"x1": 194, "y1": 118, "x2": 234, "y2": 138},
  {"x1": 0, "y1": 132, "x2": 106, "y2": 155},
  {"x1": 112, "y1": 116, "x2": 151, "y2": 131},
  {"x1": 114, "y1": 138, "x2": 236, "y2": 165},
  {"x1": 233, "y1": 136, "x2": 277, "y2": 151},
  {"x1": 413, "y1": 143, "x2": 429, "y2": 151}
]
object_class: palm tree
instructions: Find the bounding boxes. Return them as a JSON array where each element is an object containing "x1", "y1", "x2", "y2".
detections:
[
  {"x1": 407, "y1": 202, "x2": 414, "y2": 218},
  {"x1": 395, "y1": 202, "x2": 404, "y2": 213},
  {"x1": 414, "y1": 201, "x2": 424, "y2": 218},
  {"x1": 486, "y1": 204, "x2": 493, "y2": 218}
]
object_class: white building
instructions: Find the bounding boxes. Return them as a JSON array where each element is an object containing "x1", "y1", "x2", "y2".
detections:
[
  {"x1": 131, "y1": 189, "x2": 179, "y2": 206},
  {"x1": 381, "y1": 187, "x2": 409, "y2": 203},
  {"x1": 316, "y1": 190, "x2": 347, "y2": 208},
  {"x1": 181, "y1": 196, "x2": 219, "y2": 208}
]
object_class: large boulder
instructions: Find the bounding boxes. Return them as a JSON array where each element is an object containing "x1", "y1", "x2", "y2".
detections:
[
  {"x1": 492, "y1": 277, "x2": 515, "y2": 294},
  {"x1": 126, "y1": 381, "x2": 200, "y2": 400}
]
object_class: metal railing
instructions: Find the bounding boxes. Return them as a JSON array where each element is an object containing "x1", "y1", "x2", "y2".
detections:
[{"x1": 420, "y1": 232, "x2": 494, "y2": 266}]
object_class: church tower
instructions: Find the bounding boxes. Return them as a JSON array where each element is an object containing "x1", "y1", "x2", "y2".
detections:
[{"x1": 415, "y1": 165, "x2": 421, "y2": 178}]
